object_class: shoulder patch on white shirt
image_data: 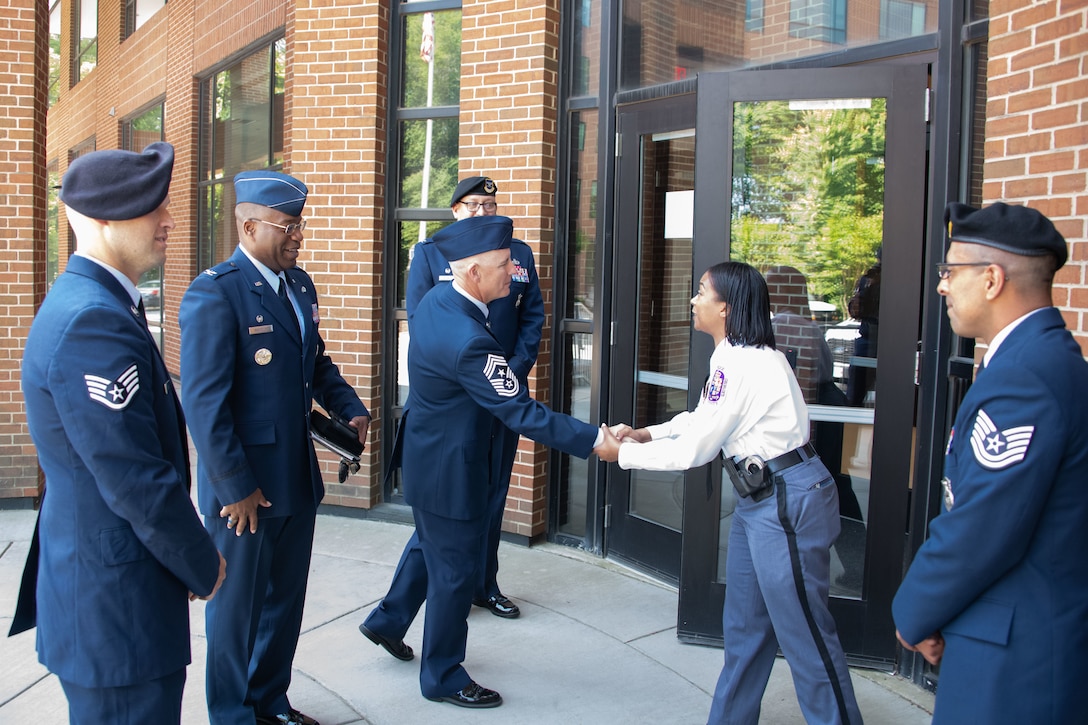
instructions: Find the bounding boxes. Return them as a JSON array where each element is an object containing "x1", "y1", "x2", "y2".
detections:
[
  {"x1": 969, "y1": 408, "x2": 1034, "y2": 469},
  {"x1": 483, "y1": 353, "x2": 519, "y2": 398},
  {"x1": 705, "y1": 369, "x2": 727, "y2": 402},
  {"x1": 85, "y1": 363, "x2": 140, "y2": 410}
]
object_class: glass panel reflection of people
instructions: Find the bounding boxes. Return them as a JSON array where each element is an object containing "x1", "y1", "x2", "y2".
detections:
[
  {"x1": 893, "y1": 203, "x2": 1088, "y2": 723},
  {"x1": 15, "y1": 143, "x2": 226, "y2": 724},
  {"x1": 596, "y1": 262, "x2": 862, "y2": 725},
  {"x1": 766, "y1": 265, "x2": 865, "y2": 592}
]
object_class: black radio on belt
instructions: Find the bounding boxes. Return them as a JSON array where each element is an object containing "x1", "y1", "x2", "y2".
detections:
[
  {"x1": 724, "y1": 443, "x2": 818, "y2": 502},
  {"x1": 726, "y1": 455, "x2": 775, "y2": 502}
]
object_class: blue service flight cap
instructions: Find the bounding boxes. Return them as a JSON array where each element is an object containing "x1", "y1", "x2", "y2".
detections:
[
  {"x1": 946, "y1": 201, "x2": 1067, "y2": 268},
  {"x1": 234, "y1": 170, "x2": 308, "y2": 217},
  {"x1": 433, "y1": 215, "x2": 512, "y2": 261},
  {"x1": 450, "y1": 176, "x2": 498, "y2": 206},
  {"x1": 59, "y1": 142, "x2": 174, "y2": 220}
]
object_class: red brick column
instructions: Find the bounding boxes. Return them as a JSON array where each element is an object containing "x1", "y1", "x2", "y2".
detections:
[
  {"x1": 462, "y1": 0, "x2": 562, "y2": 539},
  {"x1": 0, "y1": 0, "x2": 48, "y2": 499},
  {"x1": 984, "y1": 1, "x2": 1088, "y2": 353}
]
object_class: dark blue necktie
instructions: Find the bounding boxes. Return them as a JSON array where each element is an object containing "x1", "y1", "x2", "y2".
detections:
[{"x1": 278, "y1": 276, "x2": 299, "y2": 331}]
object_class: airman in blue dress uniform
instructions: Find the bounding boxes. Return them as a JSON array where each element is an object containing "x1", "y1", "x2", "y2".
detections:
[
  {"x1": 179, "y1": 170, "x2": 370, "y2": 725},
  {"x1": 361, "y1": 215, "x2": 613, "y2": 708},
  {"x1": 893, "y1": 202, "x2": 1088, "y2": 724},
  {"x1": 15, "y1": 142, "x2": 226, "y2": 724},
  {"x1": 405, "y1": 176, "x2": 546, "y2": 618}
]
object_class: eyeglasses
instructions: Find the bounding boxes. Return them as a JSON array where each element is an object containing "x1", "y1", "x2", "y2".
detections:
[
  {"x1": 936, "y1": 262, "x2": 991, "y2": 279},
  {"x1": 459, "y1": 200, "x2": 497, "y2": 213},
  {"x1": 248, "y1": 218, "x2": 307, "y2": 235}
]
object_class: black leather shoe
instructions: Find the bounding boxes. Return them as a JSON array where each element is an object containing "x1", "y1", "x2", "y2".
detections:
[
  {"x1": 473, "y1": 593, "x2": 521, "y2": 618},
  {"x1": 255, "y1": 709, "x2": 320, "y2": 725},
  {"x1": 427, "y1": 682, "x2": 503, "y2": 709},
  {"x1": 359, "y1": 622, "x2": 414, "y2": 661}
]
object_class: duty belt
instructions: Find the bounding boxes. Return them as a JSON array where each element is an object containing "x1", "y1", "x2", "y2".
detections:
[{"x1": 762, "y1": 442, "x2": 818, "y2": 474}]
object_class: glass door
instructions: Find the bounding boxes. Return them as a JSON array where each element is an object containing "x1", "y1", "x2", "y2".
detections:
[
  {"x1": 679, "y1": 65, "x2": 928, "y2": 664},
  {"x1": 607, "y1": 93, "x2": 697, "y2": 581}
]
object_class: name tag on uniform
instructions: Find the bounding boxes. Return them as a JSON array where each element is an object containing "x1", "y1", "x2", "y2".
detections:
[
  {"x1": 249, "y1": 324, "x2": 274, "y2": 335},
  {"x1": 438, "y1": 274, "x2": 454, "y2": 282}
]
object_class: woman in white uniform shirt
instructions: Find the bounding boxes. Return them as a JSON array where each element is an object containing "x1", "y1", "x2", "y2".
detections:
[{"x1": 605, "y1": 262, "x2": 861, "y2": 725}]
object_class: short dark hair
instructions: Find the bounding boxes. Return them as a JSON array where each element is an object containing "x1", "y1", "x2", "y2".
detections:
[{"x1": 705, "y1": 261, "x2": 776, "y2": 349}]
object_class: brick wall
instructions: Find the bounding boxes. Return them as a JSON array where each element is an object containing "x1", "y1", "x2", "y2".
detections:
[
  {"x1": 289, "y1": 0, "x2": 389, "y2": 505},
  {"x1": 985, "y1": 0, "x2": 1088, "y2": 353},
  {"x1": 461, "y1": 0, "x2": 562, "y2": 538},
  {"x1": 0, "y1": 0, "x2": 47, "y2": 499}
]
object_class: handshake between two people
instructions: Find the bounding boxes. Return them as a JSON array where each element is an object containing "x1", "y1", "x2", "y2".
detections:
[{"x1": 592, "y1": 423, "x2": 649, "y2": 463}]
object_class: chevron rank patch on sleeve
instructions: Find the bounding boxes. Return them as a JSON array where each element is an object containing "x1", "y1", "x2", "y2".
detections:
[
  {"x1": 85, "y1": 363, "x2": 141, "y2": 410},
  {"x1": 483, "y1": 353, "x2": 519, "y2": 398},
  {"x1": 969, "y1": 408, "x2": 1034, "y2": 470}
]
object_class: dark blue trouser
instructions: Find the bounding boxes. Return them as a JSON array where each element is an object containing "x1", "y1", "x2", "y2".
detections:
[
  {"x1": 61, "y1": 668, "x2": 185, "y2": 725},
  {"x1": 205, "y1": 512, "x2": 316, "y2": 725}
]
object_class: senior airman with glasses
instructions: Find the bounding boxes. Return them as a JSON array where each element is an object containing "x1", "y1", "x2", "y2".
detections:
[{"x1": 893, "y1": 202, "x2": 1088, "y2": 724}]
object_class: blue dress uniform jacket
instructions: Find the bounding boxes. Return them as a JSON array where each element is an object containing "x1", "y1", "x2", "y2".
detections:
[
  {"x1": 179, "y1": 248, "x2": 367, "y2": 722},
  {"x1": 406, "y1": 235, "x2": 545, "y2": 601},
  {"x1": 179, "y1": 248, "x2": 368, "y2": 516},
  {"x1": 20, "y1": 255, "x2": 220, "y2": 688},
  {"x1": 407, "y1": 237, "x2": 544, "y2": 379},
  {"x1": 893, "y1": 307, "x2": 1088, "y2": 724},
  {"x1": 403, "y1": 282, "x2": 595, "y2": 519}
]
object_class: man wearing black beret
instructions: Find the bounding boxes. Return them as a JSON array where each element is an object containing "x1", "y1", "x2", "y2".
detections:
[
  {"x1": 893, "y1": 202, "x2": 1088, "y2": 723},
  {"x1": 15, "y1": 142, "x2": 226, "y2": 724},
  {"x1": 361, "y1": 215, "x2": 615, "y2": 708}
]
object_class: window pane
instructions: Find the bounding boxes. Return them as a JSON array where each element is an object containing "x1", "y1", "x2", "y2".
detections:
[
  {"x1": 48, "y1": 1, "x2": 61, "y2": 106},
  {"x1": 399, "y1": 117, "x2": 460, "y2": 209},
  {"x1": 571, "y1": 0, "x2": 600, "y2": 97},
  {"x1": 557, "y1": 332, "x2": 594, "y2": 537},
  {"x1": 199, "y1": 182, "x2": 234, "y2": 268},
  {"x1": 565, "y1": 110, "x2": 598, "y2": 319},
  {"x1": 208, "y1": 43, "x2": 282, "y2": 177},
  {"x1": 76, "y1": 0, "x2": 98, "y2": 81},
  {"x1": 402, "y1": 10, "x2": 461, "y2": 108},
  {"x1": 619, "y1": 0, "x2": 938, "y2": 90},
  {"x1": 47, "y1": 163, "x2": 60, "y2": 290},
  {"x1": 126, "y1": 0, "x2": 167, "y2": 37}
]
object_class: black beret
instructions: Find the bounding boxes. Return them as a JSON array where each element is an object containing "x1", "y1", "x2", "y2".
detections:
[
  {"x1": 60, "y1": 142, "x2": 174, "y2": 220},
  {"x1": 945, "y1": 201, "x2": 1067, "y2": 268},
  {"x1": 234, "y1": 170, "x2": 308, "y2": 217},
  {"x1": 433, "y1": 215, "x2": 512, "y2": 261},
  {"x1": 450, "y1": 176, "x2": 498, "y2": 206}
]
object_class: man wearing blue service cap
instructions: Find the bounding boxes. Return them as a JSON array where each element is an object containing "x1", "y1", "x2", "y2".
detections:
[
  {"x1": 893, "y1": 202, "x2": 1088, "y2": 723},
  {"x1": 15, "y1": 142, "x2": 227, "y2": 724},
  {"x1": 361, "y1": 214, "x2": 617, "y2": 708},
  {"x1": 179, "y1": 169, "x2": 371, "y2": 725},
  {"x1": 396, "y1": 176, "x2": 544, "y2": 623}
]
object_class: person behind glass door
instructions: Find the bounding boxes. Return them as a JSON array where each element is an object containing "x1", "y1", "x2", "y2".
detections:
[
  {"x1": 893, "y1": 202, "x2": 1088, "y2": 723},
  {"x1": 595, "y1": 262, "x2": 862, "y2": 725},
  {"x1": 766, "y1": 265, "x2": 865, "y2": 593}
]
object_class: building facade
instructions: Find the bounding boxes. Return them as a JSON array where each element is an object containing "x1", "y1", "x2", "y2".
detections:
[{"x1": 2, "y1": 0, "x2": 1085, "y2": 686}]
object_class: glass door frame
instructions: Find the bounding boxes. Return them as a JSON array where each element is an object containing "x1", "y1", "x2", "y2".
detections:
[
  {"x1": 605, "y1": 92, "x2": 698, "y2": 582},
  {"x1": 678, "y1": 64, "x2": 929, "y2": 666}
]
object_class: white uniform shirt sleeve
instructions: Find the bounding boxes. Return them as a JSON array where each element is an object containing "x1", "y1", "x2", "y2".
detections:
[{"x1": 618, "y1": 342, "x2": 809, "y2": 472}]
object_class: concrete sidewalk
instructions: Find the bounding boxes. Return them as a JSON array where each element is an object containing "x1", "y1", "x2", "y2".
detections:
[{"x1": 0, "y1": 508, "x2": 933, "y2": 723}]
